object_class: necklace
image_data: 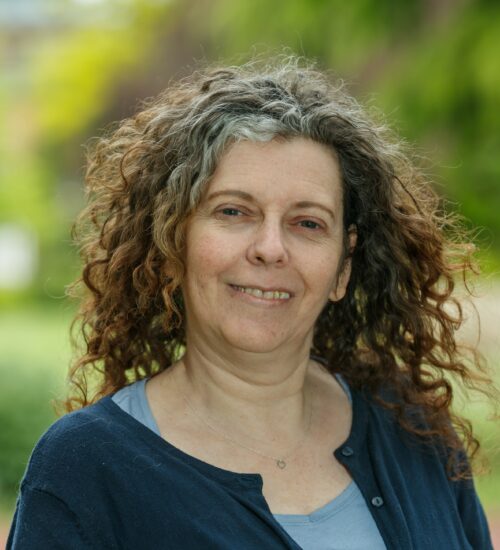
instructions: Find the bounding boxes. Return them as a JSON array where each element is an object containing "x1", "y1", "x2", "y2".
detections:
[{"x1": 174, "y1": 370, "x2": 314, "y2": 470}]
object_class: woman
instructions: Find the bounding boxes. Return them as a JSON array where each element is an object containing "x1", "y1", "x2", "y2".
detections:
[{"x1": 7, "y1": 57, "x2": 496, "y2": 549}]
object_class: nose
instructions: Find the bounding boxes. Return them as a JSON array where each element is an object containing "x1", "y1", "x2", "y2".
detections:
[{"x1": 247, "y1": 218, "x2": 289, "y2": 266}]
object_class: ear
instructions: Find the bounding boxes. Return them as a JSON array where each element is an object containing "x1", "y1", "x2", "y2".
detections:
[{"x1": 328, "y1": 226, "x2": 357, "y2": 302}]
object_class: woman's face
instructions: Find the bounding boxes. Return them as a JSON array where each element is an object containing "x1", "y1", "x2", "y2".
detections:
[{"x1": 182, "y1": 137, "x2": 356, "y2": 355}]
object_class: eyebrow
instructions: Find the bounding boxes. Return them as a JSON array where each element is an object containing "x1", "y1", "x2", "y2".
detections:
[{"x1": 206, "y1": 190, "x2": 336, "y2": 220}]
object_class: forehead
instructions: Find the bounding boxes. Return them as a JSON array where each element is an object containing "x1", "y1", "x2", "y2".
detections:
[{"x1": 204, "y1": 137, "x2": 343, "y2": 205}]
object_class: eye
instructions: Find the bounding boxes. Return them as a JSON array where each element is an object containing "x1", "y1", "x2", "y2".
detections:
[
  {"x1": 220, "y1": 207, "x2": 242, "y2": 217},
  {"x1": 298, "y1": 219, "x2": 322, "y2": 230}
]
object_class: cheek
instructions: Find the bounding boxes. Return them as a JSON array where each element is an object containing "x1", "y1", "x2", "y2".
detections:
[
  {"x1": 311, "y1": 265, "x2": 343, "y2": 305},
  {"x1": 185, "y1": 229, "x2": 237, "y2": 283},
  {"x1": 310, "y1": 250, "x2": 341, "y2": 283}
]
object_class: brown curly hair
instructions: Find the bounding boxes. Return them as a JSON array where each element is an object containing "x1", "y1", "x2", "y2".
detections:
[{"x1": 58, "y1": 55, "x2": 497, "y2": 479}]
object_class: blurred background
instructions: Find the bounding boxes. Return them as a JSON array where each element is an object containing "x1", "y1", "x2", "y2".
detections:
[{"x1": 1, "y1": 0, "x2": 499, "y2": 542}]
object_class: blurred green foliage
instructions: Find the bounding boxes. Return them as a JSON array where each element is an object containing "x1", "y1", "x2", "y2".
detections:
[
  {"x1": 0, "y1": 306, "x2": 72, "y2": 510},
  {"x1": 1, "y1": 0, "x2": 177, "y2": 304}
]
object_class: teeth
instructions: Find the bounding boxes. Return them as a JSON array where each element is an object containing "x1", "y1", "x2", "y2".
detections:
[
  {"x1": 234, "y1": 286, "x2": 290, "y2": 300},
  {"x1": 247, "y1": 288, "x2": 262, "y2": 298}
]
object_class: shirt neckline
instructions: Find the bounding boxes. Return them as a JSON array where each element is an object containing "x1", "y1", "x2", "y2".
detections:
[
  {"x1": 273, "y1": 480, "x2": 357, "y2": 524},
  {"x1": 98, "y1": 371, "x2": 368, "y2": 490}
]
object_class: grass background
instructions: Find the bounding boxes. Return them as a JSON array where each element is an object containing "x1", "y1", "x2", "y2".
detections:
[{"x1": 1, "y1": 303, "x2": 499, "y2": 527}]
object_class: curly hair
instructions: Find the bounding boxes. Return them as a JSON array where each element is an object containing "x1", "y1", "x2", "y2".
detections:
[{"x1": 59, "y1": 55, "x2": 497, "y2": 479}]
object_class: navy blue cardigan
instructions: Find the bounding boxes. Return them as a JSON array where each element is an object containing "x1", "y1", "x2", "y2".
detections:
[{"x1": 7, "y1": 385, "x2": 493, "y2": 549}]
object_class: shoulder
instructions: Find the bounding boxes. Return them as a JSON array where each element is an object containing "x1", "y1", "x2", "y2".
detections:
[
  {"x1": 350, "y1": 382, "x2": 451, "y2": 462},
  {"x1": 357, "y1": 378, "x2": 436, "y2": 432},
  {"x1": 359, "y1": 387, "x2": 493, "y2": 547},
  {"x1": 353, "y1": 382, "x2": 473, "y2": 485},
  {"x1": 21, "y1": 396, "x2": 125, "y2": 490}
]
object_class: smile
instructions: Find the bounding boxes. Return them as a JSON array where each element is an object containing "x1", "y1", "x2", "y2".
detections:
[{"x1": 230, "y1": 285, "x2": 291, "y2": 301}]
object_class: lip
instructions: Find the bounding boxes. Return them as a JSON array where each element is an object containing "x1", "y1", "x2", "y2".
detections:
[{"x1": 229, "y1": 283, "x2": 294, "y2": 296}]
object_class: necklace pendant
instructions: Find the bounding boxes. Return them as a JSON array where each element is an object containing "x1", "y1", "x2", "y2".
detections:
[{"x1": 276, "y1": 459, "x2": 286, "y2": 469}]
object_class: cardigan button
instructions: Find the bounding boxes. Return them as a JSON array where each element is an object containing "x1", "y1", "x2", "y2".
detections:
[
  {"x1": 371, "y1": 496, "x2": 384, "y2": 507},
  {"x1": 340, "y1": 446, "x2": 354, "y2": 457}
]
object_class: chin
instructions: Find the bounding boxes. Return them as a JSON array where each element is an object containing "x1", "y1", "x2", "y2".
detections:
[{"x1": 222, "y1": 327, "x2": 287, "y2": 354}]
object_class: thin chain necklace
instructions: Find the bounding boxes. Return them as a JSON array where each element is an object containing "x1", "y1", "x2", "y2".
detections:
[{"x1": 174, "y1": 370, "x2": 314, "y2": 469}]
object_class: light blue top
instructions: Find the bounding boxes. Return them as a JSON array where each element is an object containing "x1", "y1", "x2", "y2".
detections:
[{"x1": 112, "y1": 374, "x2": 386, "y2": 549}]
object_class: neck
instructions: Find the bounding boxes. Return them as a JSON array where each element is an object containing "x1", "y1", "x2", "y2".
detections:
[{"x1": 175, "y1": 335, "x2": 318, "y2": 449}]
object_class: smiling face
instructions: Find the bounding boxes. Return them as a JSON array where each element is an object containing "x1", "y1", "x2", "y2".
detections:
[{"x1": 181, "y1": 137, "x2": 356, "y2": 355}]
